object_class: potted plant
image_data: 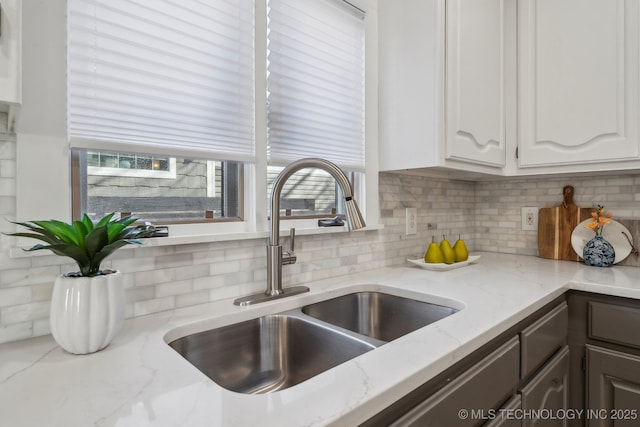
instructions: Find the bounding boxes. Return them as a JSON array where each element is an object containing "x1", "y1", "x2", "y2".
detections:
[{"x1": 7, "y1": 213, "x2": 152, "y2": 354}]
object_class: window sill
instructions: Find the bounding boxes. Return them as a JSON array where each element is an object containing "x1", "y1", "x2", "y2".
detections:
[
  {"x1": 8, "y1": 223, "x2": 384, "y2": 257},
  {"x1": 138, "y1": 223, "x2": 384, "y2": 247}
]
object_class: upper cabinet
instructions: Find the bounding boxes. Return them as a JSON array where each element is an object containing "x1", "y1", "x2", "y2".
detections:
[
  {"x1": 380, "y1": 0, "x2": 640, "y2": 176},
  {"x1": 0, "y1": 0, "x2": 22, "y2": 131},
  {"x1": 378, "y1": 0, "x2": 511, "y2": 175},
  {"x1": 517, "y1": 0, "x2": 640, "y2": 169},
  {"x1": 445, "y1": 0, "x2": 510, "y2": 169}
]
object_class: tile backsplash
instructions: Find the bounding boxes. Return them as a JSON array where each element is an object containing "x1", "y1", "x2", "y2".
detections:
[
  {"x1": 474, "y1": 173, "x2": 640, "y2": 267},
  {"x1": 2, "y1": 139, "x2": 640, "y2": 345}
]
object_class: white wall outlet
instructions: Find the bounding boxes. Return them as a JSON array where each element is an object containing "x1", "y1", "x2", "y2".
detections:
[
  {"x1": 521, "y1": 207, "x2": 539, "y2": 231},
  {"x1": 406, "y1": 207, "x2": 417, "y2": 235}
]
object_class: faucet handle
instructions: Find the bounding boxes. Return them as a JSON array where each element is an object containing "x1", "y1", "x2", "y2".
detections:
[{"x1": 282, "y1": 228, "x2": 297, "y2": 265}]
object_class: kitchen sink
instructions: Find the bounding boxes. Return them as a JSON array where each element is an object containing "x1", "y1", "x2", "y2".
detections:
[
  {"x1": 168, "y1": 314, "x2": 375, "y2": 394},
  {"x1": 302, "y1": 291, "x2": 459, "y2": 342},
  {"x1": 167, "y1": 290, "x2": 461, "y2": 394}
]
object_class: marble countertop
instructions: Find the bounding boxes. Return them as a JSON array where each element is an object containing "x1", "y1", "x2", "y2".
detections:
[{"x1": 3, "y1": 252, "x2": 640, "y2": 427}]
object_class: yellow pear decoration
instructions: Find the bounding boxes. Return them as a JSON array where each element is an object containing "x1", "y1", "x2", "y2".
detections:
[
  {"x1": 453, "y1": 234, "x2": 469, "y2": 262},
  {"x1": 439, "y1": 234, "x2": 455, "y2": 264},
  {"x1": 424, "y1": 236, "x2": 444, "y2": 263}
]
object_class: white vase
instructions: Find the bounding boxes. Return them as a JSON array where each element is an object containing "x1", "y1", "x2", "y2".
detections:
[{"x1": 50, "y1": 270, "x2": 124, "y2": 354}]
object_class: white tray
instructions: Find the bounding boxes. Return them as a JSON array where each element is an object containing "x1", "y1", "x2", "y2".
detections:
[{"x1": 407, "y1": 255, "x2": 481, "y2": 271}]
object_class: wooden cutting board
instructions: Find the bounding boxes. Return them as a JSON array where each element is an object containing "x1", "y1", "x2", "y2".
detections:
[{"x1": 538, "y1": 185, "x2": 592, "y2": 261}]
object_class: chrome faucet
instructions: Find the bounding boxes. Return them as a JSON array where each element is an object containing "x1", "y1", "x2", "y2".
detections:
[{"x1": 234, "y1": 158, "x2": 366, "y2": 306}]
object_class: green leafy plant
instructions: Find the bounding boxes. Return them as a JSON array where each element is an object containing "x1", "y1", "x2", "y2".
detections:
[{"x1": 7, "y1": 213, "x2": 152, "y2": 277}]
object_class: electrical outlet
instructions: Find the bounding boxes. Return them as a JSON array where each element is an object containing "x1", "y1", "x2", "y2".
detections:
[
  {"x1": 406, "y1": 208, "x2": 417, "y2": 235},
  {"x1": 521, "y1": 207, "x2": 538, "y2": 231}
]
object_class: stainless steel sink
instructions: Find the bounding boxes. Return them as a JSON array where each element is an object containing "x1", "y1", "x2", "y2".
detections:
[
  {"x1": 302, "y1": 291, "x2": 459, "y2": 342},
  {"x1": 168, "y1": 290, "x2": 460, "y2": 394},
  {"x1": 168, "y1": 314, "x2": 375, "y2": 394}
]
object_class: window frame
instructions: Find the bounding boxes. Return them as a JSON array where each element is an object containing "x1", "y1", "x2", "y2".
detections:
[{"x1": 15, "y1": 0, "x2": 380, "y2": 240}]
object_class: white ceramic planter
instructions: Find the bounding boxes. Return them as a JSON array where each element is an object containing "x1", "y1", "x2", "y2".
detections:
[{"x1": 50, "y1": 270, "x2": 124, "y2": 354}]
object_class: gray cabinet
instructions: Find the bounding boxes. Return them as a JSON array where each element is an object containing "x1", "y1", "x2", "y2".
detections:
[
  {"x1": 391, "y1": 337, "x2": 520, "y2": 427},
  {"x1": 520, "y1": 302, "x2": 568, "y2": 380},
  {"x1": 520, "y1": 346, "x2": 570, "y2": 427},
  {"x1": 568, "y1": 291, "x2": 640, "y2": 427},
  {"x1": 363, "y1": 299, "x2": 569, "y2": 427},
  {"x1": 586, "y1": 345, "x2": 640, "y2": 427},
  {"x1": 484, "y1": 395, "x2": 522, "y2": 427}
]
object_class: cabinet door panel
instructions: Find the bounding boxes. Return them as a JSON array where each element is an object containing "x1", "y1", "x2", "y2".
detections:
[
  {"x1": 520, "y1": 346, "x2": 569, "y2": 427},
  {"x1": 586, "y1": 345, "x2": 640, "y2": 427},
  {"x1": 484, "y1": 395, "x2": 522, "y2": 427},
  {"x1": 446, "y1": 0, "x2": 507, "y2": 167},
  {"x1": 0, "y1": 0, "x2": 22, "y2": 105},
  {"x1": 520, "y1": 302, "x2": 568, "y2": 380},
  {"x1": 518, "y1": 0, "x2": 640, "y2": 167},
  {"x1": 391, "y1": 337, "x2": 520, "y2": 427}
]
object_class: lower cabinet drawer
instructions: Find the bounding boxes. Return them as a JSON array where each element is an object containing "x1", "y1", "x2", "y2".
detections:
[
  {"x1": 520, "y1": 302, "x2": 568, "y2": 379},
  {"x1": 391, "y1": 336, "x2": 520, "y2": 427},
  {"x1": 589, "y1": 301, "x2": 640, "y2": 349}
]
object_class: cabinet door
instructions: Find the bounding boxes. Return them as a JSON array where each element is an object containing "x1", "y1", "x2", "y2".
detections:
[
  {"x1": 391, "y1": 337, "x2": 520, "y2": 427},
  {"x1": 484, "y1": 395, "x2": 522, "y2": 427},
  {"x1": 0, "y1": 0, "x2": 21, "y2": 105},
  {"x1": 520, "y1": 346, "x2": 569, "y2": 427},
  {"x1": 518, "y1": 0, "x2": 640, "y2": 167},
  {"x1": 445, "y1": 0, "x2": 509, "y2": 168},
  {"x1": 586, "y1": 345, "x2": 640, "y2": 427}
]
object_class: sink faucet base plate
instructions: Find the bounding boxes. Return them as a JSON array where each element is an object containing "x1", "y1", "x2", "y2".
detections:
[{"x1": 233, "y1": 285, "x2": 310, "y2": 306}]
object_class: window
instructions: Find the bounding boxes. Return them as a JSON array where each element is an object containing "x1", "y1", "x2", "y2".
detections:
[
  {"x1": 68, "y1": 0, "x2": 254, "y2": 223},
  {"x1": 58, "y1": 0, "x2": 376, "y2": 231},
  {"x1": 73, "y1": 150, "x2": 242, "y2": 223},
  {"x1": 265, "y1": 0, "x2": 366, "y2": 218}
]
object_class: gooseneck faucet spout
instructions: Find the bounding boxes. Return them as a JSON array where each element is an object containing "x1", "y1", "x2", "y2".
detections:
[{"x1": 234, "y1": 158, "x2": 366, "y2": 306}]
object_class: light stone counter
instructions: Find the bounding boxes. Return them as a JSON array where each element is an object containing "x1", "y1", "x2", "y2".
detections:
[{"x1": 2, "y1": 252, "x2": 640, "y2": 427}]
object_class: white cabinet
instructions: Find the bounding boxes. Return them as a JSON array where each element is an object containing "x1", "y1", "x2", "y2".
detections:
[
  {"x1": 445, "y1": 0, "x2": 510, "y2": 168},
  {"x1": 379, "y1": 0, "x2": 511, "y2": 175},
  {"x1": 380, "y1": 0, "x2": 640, "y2": 176},
  {"x1": 517, "y1": 0, "x2": 640, "y2": 169},
  {"x1": 0, "y1": 0, "x2": 22, "y2": 132}
]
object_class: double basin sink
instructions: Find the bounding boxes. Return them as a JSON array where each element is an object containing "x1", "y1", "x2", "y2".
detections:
[{"x1": 168, "y1": 290, "x2": 460, "y2": 394}]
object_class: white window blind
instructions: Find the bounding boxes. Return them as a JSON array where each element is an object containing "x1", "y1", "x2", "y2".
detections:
[
  {"x1": 68, "y1": 0, "x2": 255, "y2": 162},
  {"x1": 266, "y1": 0, "x2": 366, "y2": 171}
]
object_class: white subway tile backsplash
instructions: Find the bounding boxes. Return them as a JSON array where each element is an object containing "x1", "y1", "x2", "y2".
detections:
[
  {"x1": 133, "y1": 296, "x2": 175, "y2": 317},
  {"x1": 0, "y1": 321, "x2": 32, "y2": 343},
  {"x1": 0, "y1": 266, "x2": 60, "y2": 288},
  {"x1": 173, "y1": 263, "x2": 211, "y2": 281},
  {"x1": 3, "y1": 162, "x2": 640, "y2": 345},
  {"x1": 1, "y1": 301, "x2": 50, "y2": 325},
  {"x1": 32, "y1": 318, "x2": 51, "y2": 336},
  {"x1": 0, "y1": 287, "x2": 31, "y2": 307},
  {"x1": 155, "y1": 280, "x2": 193, "y2": 298},
  {"x1": 133, "y1": 269, "x2": 176, "y2": 287},
  {"x1": 192, "y1": 275, "x2": 226, "y2": 291},
  {"x1": 175, "y1": 290, "x2": 211, "y2": 308}
]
